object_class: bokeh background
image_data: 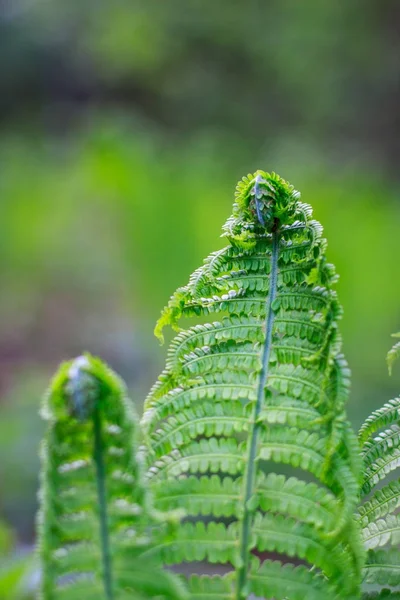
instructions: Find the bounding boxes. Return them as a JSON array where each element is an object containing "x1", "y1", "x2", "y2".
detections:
[{"x1": 0, "y1": 1, "x2": 399, "y2": 596}]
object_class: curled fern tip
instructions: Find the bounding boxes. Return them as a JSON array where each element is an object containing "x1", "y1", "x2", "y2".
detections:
[{"x1": 234, "y1": 170, "x2": 300, "y2": 232}]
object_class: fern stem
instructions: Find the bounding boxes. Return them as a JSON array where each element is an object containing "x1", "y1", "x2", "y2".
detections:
[
  {"x1": 93, "y1": 407, "x2": 114, "y2": 600},
  {"x1": 236, "y1": 228, "x2": 279, "y2": 599}
]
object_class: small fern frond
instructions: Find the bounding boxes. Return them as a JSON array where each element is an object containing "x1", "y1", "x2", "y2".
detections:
[
  {"x1": 387, "y1": 333, "x2": 400, "y2": 376},
  {"x1": 357, "y1": 333, "x2": 400, "y2": 597},
  {"x1": 143, "y1": 170, "x2": 364, "y2": 599},
  {"x1": 359, "y1": 398, "x2": 400, "y2": 446},
  {"x1": 37, "y1": 354, "x2": 187, "y2": 600}
]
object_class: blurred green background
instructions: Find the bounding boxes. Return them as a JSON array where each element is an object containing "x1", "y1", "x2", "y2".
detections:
[{"x1": 0, "y1": 1, "x2": 399, "y2": 596}]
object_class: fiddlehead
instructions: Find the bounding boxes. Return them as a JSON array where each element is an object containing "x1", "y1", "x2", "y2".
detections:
[{"x1": 37, "y1": 353, "x2": 187, "y2": 600}]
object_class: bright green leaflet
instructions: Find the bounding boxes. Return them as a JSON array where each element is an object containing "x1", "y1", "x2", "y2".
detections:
[
  {"x1": 143, "y1": 171, "x2": 364, "y2": 599},
  {"x1": 37, "y1": 353, "x2": 187, "y2": 600}
]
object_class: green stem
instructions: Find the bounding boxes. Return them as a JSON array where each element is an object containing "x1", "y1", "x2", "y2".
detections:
[
  {"x1": 93, "y1": 408, "x2": 114, "y2": 600},
  {"x1": 236, "y1": 229, "x2": 279, "y2": 599}
]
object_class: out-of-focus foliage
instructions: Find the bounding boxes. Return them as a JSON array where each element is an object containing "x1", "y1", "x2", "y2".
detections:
[
  {"x1": 1, "y1": 1, "x2": 399, "y2": 170},
  {"x1": 0, "y1": 521, "x2": 34, "y2": 600},
  {"x1": 387, "y1": 333, "x2": 400, "y2": 376},
  {"x1": 0, "y1": 0, "x2": 399, "y2": 586}
]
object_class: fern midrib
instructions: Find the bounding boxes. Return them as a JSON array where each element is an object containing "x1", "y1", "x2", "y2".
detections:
[
  {"x1": 236, "y1": 228, "x2": 280, "y2": 599},
  {"x1": 93, "y1": 408, "x2": 114, "y2": 600}
]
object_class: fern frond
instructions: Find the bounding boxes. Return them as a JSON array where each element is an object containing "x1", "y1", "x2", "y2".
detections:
[
  {"x1": 359, "y1": 398, "x2": 400, "y2": 446},
  {"x1": 357, "y1": 479, "x2": 400, "y2": 527},
  {"x1": 143, "y1": 171, "x2": 364, "y2": 598},
  {"x1": 37, "y1": 354, "x2": 187, "y2": 600},
  {"x1": 361, "y1": 429, "x2": 400, "y2": 495},
  {"x1": 358, "y1": 410, "x2": 400, "y2": 497},
  {"x1": 358, "y1": 332, "x2": 400, "y2": 597}
]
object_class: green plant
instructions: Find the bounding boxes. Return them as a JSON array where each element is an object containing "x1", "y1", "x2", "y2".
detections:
[
  {"x1": 142, "y1": 171, "x2": 364, "y2": 599},
  {"x1": 37, "y1": 354, "x2": 187, "y2": 600},
  {"x1": 34, "y1": 170, "x2": 400, "y2": 599},
  {"x1": 357, "y1": 337, "x2": 400, "y2": 599}
]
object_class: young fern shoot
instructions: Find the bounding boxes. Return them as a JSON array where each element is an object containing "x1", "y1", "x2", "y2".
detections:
[
  {"x1": 37, "y1": 354, "x2": 187, "y2": 600},
  {"x1": 142, "y1": 171, "x2": 364, "y2": 599},
  {"x1": 358, "y1": 336, "x2": 400, "y2": 599}
]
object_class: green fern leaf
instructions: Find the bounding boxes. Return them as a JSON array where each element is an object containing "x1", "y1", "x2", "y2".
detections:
[
  {"x1": 362, "y1": 514, "x2": 400, "y2": 550},
  {"x1": 357, "y1": 479, "x2": 400, "y2": 527},
  {"x1": 358, "y1": 337, "x2": 400, "y2": 597},
  {"x1": 363, "y1": 548, "x2": 400, "y2": 587},
  {"x1": 37, "y1": 354, "x2": 187, "y2": 600},
  {"x1": 359, "y1": 398, "x2": 400, "y2": 446},
  {"x1": 143, "y1": 171, "x2": 364, "y2": 599},
  {"x1": 188, "y1": 573, "x2": 235, "y2": 599}
]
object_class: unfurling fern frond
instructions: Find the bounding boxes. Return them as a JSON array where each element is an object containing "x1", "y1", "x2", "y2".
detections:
[
  {"x1": 37, "y1": 354, "x2": 187, "y2": 600},
  {"x1": 357, "y1": 334, "x2": 400, "y2": 598},
  {"x1": 143, "y1": 170, "x2": 364, "y2": 599}
]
